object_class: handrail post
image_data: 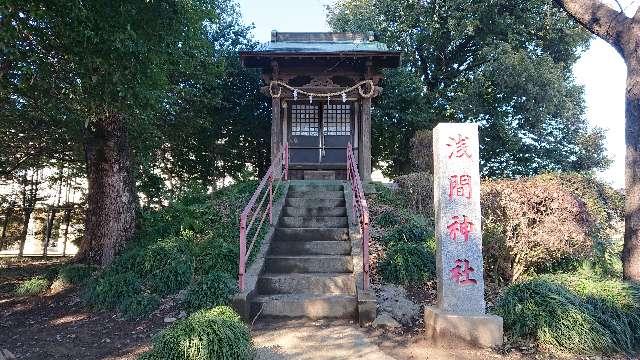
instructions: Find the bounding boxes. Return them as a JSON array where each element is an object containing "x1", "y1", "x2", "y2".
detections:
[
  {"x1": 269, "y1": 173, "x2": 273, "y2": 225},
  {"x1": 239, "y1": 215, "x2": 247, "y2": 291},
  {"x1": 284, "y1": 143, "x2": 289, "y2": 180},
  {"x1": 362, "y1": 202, "x2": 370, "y2": 290}
]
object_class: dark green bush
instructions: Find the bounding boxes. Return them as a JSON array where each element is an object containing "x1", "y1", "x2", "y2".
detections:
[
  {"x1": 374, "y1": 209, "x2": 404, "y2": 228},
  {"x1": 58, "y1": 264, "x2": 97, "y2": 285},
  {"x1": 91, "y1": 271, "x2": 142, "y2": 308},
  {"x1": 119, "y1": 293, "x2": 161, "y2": 319},
  {"x1": 143, "y1": 236, "x2": 195, "y2": 295},
  {"x1": 369, "y1": 182, "x2": 407, "y2": 207},
  {"x1": 381, "y1": 217, "x2": 433, "y2": 245},
  {"x1": 494, "y1": 275, "x2": 640, "y2": 354},
  {"x1": 185, "y1": 272, "x2": 237, "y2": 312},
  {"x1": 140, "y1": 306, "x2": 253, "y2": 360},
  {"x1": 378, "y1": 242, "x2": 435, "y2": 285},
  {"x1": 194, "y1": 239, "x2": 239, "y2": 277},
  {"x1": 15, "y1": 276, "x2": 50, "y2": 296}
]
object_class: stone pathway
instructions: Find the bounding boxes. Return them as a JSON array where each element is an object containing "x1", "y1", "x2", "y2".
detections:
[{"x1": 253, "y1": 318, "x2": 394, "y2": 360}]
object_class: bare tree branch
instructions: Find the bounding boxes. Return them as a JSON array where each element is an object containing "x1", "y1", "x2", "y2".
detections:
[{"x1": 553, "y1": 0, "x2": 630, "y2": 53}]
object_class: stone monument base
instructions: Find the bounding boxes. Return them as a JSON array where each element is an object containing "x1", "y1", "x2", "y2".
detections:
[{"x1": 424, "y1": 307, "x2": 503, "y2": 348}]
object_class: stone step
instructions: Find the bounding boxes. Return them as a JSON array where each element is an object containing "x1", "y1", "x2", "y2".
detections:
[
  {"x1": 289, "y1": 184, "x2": 344, "y2": 192},
  {"x1": 269, "y1": 240, "x2": 351, "y2": 255},
  {"x1": 285, "y1": 198, "x2": 346, "y2": 208},
  {"x1": 303, "y1": 171, "x2": 336, "y2": 181},
  {"x1": 279, "y1": 216, "x2": 348, "y2": 228},
  {"x1": 282, "y1": 206, "x2": 347, "y2": 217},
  {"x1": 264, "y1": 255, "x2": 353, "y2": 273},
  {"x1": 287, "y1": 191, "x2": 344, "y2": 199},
  {"x1": 251, "y1": 294, "x2": 356, "y2": 319},
  {"x1": 257, "y1": 273, "x2": 355, "y2": 295},
  {"x1": 275, "y1": 228, "x2": 349, "y2": 242}
]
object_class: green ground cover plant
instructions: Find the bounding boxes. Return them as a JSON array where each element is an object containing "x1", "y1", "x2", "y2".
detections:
[
  {"x1": 139, "y1": 306, "x2": 253, "y2": 360},
  {"x1": 57, "y1": 264, "x2": 97, "y2": 285},
  {"x1": 15, "y1": 276, "x2": 50, "y2": 296},
  {"x1": 378, "y1": 241, "x2": 435, "y2": 285},
  {"x1": 494, "y1": 272, "x2": 640, "y2": 354},
  {"x1": 185, "y1": 271, "x2": 237, "y2": 312}
]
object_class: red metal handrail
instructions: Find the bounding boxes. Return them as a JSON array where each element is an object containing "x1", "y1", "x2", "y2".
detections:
[
  {"x1": 346, "y1": 142, "x2": 371, "y2": 290},
  {"x1": 238, "y1": 143, "x2": 288, "y2": 291}
]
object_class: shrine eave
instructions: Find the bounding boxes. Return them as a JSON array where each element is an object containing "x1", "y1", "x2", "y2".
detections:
[{"x1": 240, "y1": 50, "x2": 401, "y2": 68}]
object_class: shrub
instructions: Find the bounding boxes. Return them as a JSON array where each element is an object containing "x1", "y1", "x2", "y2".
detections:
[
  {"x1": 15, "y1": 276, "x2": 49, "y2": 296},
  {"x1": 374, "y1": 209, "x2": 405, "y2": 228},
  {"x1": 143, "y1": 235, "x2": 195, "y2": 295},
  {"x1": 394, "y1": 172, "x2": 434, "y2": 217},
  {"x1": 378, "y1": 242, "x2": 435, "y2": 285},
  {"x1": 368, "y1": 182, "x2": 407, "y2": 208},
  {"x1": 194, "y1": 239, "x2": 239, "y2": 277},
  {"x1": 381, "y1": 216, "x2": 433, "y2": 245},
  {"x1": 58, "y1": 264, "x2": 97, "y2": 285},
  {"x1": 537, "y1": 173, "x2": 624, "y2": 237},
  {"x1": 91, "y1": 271, "x2": 142, "y2": 309},
  {"x1": 141, "y1": 306, "x2": 253, "y2": 360},
  {"x1": 481, "y1": 177, "x2": 593, "y2": 282},
  {"x1": 494, "y1": 275, "x2": 640, "y2": 354},
  {"x1": 119, "y1": 293, "x2": 161, "y2": 319},
  {"x1": 185, "y1": 272, "x2": 237, "y2": 312}
]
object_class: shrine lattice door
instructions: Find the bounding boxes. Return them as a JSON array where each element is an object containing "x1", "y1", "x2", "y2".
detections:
[{"x1": 288, "y1": 102, "x2": 353, "y2": 165}]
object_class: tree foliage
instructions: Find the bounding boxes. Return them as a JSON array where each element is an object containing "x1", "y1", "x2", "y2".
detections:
[
  {"x1": 1, "y1": 1, "x2": 270, "y2": 260},
  {"x1": 327, "y1": 0, "x2": 610, "y2": 177}
]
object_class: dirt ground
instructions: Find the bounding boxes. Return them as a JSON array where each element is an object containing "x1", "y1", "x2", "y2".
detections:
[{"x1": 0, "y1": 259, "x2": 634, "y2": 360}]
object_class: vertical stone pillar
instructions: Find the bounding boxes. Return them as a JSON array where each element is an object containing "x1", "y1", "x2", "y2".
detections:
[
  {"x1": 359, "y1": 97, "x2": 372, "y2": 182},
  {"x1": 424, "y1": 123, "x2": 503, "y2": 348}
]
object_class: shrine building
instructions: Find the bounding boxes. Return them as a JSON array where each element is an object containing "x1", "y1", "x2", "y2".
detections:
[{"x1": 240, "y1": 31, "x2": 401, "y2": 181}]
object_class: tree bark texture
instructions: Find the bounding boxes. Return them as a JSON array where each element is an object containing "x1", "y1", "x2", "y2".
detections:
[
  {"x1": 77, "y1": 112, "x2": 136, "y2": 267},
  {"x1": 554, "y1": 0, "x2": 640, "y2": 281}
]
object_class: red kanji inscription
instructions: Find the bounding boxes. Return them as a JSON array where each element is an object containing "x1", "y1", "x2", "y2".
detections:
[
  {"x1": 446, "y1": 134, "x2": 472, "y2": 159},
  {"x1": 447, "y1": 215, "x2": 474, "y2": 242},
  {"x1": 449, "y1": 259, "x2": 477, "y2": 286},
  {"x1": 449, "y1": 175, "x2": 472, "y2": 199}
]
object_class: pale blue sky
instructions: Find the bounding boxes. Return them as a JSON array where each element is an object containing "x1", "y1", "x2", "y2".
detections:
[{"x1": 237, "y1": 0, "x2": 634, "y2": 188}]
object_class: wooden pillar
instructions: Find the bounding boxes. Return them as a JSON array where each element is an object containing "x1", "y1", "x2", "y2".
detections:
[
  {"x1": 359, "y1": 97, "x2": 372, "y2": 182},
  {"x1": 271, "y1": 97, "x2": 282, "y2": 174}
]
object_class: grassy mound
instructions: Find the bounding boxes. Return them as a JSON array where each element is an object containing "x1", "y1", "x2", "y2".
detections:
[
  {"x1": 85, "y1": 182, "x2": 257, "y2": 318},
  {"x1": 494, "y1": 273, "x2": 640, "y2": 354},
  {"x1": 139, "y1": 306, "x2": 253, "y2": 360}
]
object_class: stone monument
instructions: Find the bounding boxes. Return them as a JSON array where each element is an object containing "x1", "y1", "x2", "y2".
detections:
[{"x1": 424, "y1": 123, "x2": 503, "y2": 348}]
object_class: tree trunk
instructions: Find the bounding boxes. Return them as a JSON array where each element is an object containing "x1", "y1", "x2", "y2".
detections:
[
  {"x1": 553, "y1": 0, "x2": 640, "y2": 282},
  {"x1": 18, "y1": 209, "x2": 32, "y2": 257},
  {"x1": 622, "y1": 52, "x2": 640, "y2": 280},
  {"x1": 76, "y1": 112, "x2": 137, "y2": 267},
  {"x1": 43, "y1": 174, "x2": 63, "y2": 258},
  {"x1": 1, "y1": 201, "x2": 15, "y2": 248},
  {"x1": 62, "y1": 207, "x2": 71, "y2": 257}
]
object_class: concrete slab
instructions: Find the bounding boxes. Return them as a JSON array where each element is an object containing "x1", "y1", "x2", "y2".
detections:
[{"x1": 253, "y1": 319, "x2": 395, "y2": 360}]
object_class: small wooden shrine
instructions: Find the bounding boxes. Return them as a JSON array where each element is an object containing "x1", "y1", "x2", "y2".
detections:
[{"x1": 240, "y1": 31, "x2": 401, "y2": 181}]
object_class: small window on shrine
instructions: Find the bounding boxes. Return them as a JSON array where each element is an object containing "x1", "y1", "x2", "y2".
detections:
[
  {"x1": 324, "y1": 104, "x2": 351, "y2": 136},
  {"x1": 291, "y1": 104, "x2": 319, "y2": 136}
]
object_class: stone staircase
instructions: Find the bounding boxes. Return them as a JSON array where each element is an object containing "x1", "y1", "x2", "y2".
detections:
[{"x1": 251, "y1": 181, "x2": 357, "y2": 319}]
